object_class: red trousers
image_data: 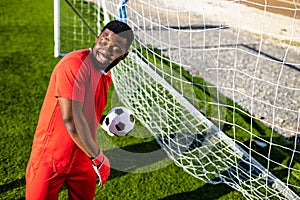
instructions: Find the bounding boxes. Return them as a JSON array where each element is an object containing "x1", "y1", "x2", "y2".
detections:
[{"x1": 26, "y1": 150, "x2": 97, "y2": 200}]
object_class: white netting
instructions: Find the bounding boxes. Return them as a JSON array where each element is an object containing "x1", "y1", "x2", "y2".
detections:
[
  {"x1": 55, "y1": 0, "x2": 300, "y2": 199},
  {"x1": 56, "y1": 0, "x2": 102, "y2": 55}
]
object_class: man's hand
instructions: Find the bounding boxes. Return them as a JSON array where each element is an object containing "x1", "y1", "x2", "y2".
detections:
[{"x1": 91, "y1": 149, "x2": 110, "y2": 186}]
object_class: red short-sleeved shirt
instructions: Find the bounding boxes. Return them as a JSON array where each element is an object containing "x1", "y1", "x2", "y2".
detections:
[{"x1": 29, "y1": 49, "x2": 112, "y2": 172}]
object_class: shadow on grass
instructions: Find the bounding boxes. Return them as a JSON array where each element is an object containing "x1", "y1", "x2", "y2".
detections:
[
  {"x1": 105, "y1": 139, "x2": 171, "y2": 176},
  {"x1": 0, "y1": 177, "x2": 25, "y2": 194},
  {"x1": 160, "y1": 182, "x2": 237, "y2": 200}
]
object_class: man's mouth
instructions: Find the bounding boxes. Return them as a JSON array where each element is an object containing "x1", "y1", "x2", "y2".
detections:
[{"x1": 96, "y1": 51, "x2": 109, "y2": 65}]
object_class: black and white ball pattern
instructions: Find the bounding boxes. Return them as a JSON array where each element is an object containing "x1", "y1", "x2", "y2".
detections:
[{"x1": 101, "y1": 107, "x2": 135, "y2": 137}]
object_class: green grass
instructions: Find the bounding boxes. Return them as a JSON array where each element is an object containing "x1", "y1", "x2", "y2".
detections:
[{"x1": 0, "y1": 0, "x2": 298, "y2": 199}]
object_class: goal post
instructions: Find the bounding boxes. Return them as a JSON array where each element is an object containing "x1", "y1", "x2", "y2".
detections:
[
  {"x1": 54, "y1": 0, "x2": 300, "y2": 199},
  {"x1": 54, "y1": 0, "x2": 60, "y2": 57},
  {"x1": 53, "y1": 0, "x2": 104, "y2": 57}
]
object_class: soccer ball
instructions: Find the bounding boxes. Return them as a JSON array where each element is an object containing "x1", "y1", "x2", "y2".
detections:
[{"x1": 101, "y1": 107, "x2": 135, "y2": 137}]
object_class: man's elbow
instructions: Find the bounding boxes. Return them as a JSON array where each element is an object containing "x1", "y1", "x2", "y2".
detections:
[{"x1": 62, "y1": 116, "x2": 77, "y2": 135}]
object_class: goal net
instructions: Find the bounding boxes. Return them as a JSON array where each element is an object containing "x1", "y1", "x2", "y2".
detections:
[{"x1": 54, "y1": 0, "x2": 300, "y2": 199}]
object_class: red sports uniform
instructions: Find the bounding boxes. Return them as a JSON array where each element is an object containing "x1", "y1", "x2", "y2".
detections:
[{"x1": 26, "y1": 49, "x2": 112, "y2": 199}]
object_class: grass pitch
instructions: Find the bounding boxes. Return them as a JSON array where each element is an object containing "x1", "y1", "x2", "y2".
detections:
[{"x1": 0, "y1": 0, "x2": 298, "y2": 199}]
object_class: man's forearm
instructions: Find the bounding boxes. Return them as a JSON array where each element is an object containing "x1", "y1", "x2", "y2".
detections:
[{"x1": 72, "y1": 113, "x2": 99, "y2": 158}]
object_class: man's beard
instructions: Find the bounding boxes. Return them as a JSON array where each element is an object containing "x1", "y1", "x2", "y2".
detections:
[{"x1": 90, "y1": 48, "x2": 120, "y2": 73}]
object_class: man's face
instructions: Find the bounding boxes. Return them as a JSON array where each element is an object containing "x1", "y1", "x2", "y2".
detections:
[{"x1": 92, "y1": 28, "x2": 128, "y2": 70}]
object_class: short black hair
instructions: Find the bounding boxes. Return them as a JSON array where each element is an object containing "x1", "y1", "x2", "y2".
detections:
[{"x1": 101, "y1": 20, "x2": 134, "y2": 51}]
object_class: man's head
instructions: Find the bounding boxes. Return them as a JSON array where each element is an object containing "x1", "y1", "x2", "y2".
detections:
[{"x1": 91, "y1": 20, "x2": 134, "y2": 72}]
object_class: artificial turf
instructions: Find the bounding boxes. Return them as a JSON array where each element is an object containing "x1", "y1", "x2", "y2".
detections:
[{"x1": 1, "y1": 0, "x2": 298, "y2": 199}]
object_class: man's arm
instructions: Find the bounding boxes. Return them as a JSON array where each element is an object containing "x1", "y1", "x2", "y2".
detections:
[
  {"x1": 59, "y1": 97, "x2": 111, "y2": 186},
  {"x1": 58, "y1": 97, "x2": 99, "y2": 158}
]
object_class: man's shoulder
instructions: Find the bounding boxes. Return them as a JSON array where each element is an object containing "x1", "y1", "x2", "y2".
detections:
[
  {"x1": 55, "y1": 49, "x2": 90, "y2": 69},
  {"x1": 64, "y1": 48, "x2": 90, "y2": 61}
]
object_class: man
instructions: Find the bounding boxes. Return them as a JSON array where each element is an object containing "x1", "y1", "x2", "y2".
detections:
[{"x1": 26, "y1": 20, "x2": 134, "y2": 199}]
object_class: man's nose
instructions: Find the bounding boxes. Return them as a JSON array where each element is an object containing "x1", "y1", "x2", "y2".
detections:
[{"x1": 102, "y1": 45, "x2": 113, "y2": 56}]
